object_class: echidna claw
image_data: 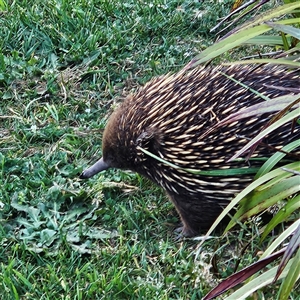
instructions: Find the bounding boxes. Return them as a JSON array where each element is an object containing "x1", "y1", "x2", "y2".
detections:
[{"x1": 173, "y1": 226, "x2": 194, "y2": 240}]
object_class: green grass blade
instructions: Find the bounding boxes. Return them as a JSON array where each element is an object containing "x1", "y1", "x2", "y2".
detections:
[
  {"x1": 0, "y1": 0, "x2": 7, "y2": 10},
  {"x1": 137, "y1": 146, "x2": 260, "y2": 176},
  {"x1": 12, "y1": 269, "x2": 33, "y2": 290}
]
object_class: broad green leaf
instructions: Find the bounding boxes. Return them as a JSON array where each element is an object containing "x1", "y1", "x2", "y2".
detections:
[
  {"x1": 85, "y1": 227, "x2": 118, "y2": 239},
  {"x1": 229, "y1": 108, "x2": 300, "y2": 162},
  {"x1": 187, "y1": 12, "x2": 300, "y2": 68},
  {"x1": 261, "y1": 220, "x2": 300, "y2": 258},
  {"x1": 200, "y1": 94, "x2": 300, "y2": 141},
  {"x1": 214, "y1": 59, "x2": 300, "y2": 67},
  {"x1": 283, "y1": 0, "x2": 300, "y2": 17},
  {"x1": 225, "y1": 5, "x2": 300, "y2": 35},
  {"x1": 277, "y1": 247, "x2": 300, "y2": 300},
  {"x1": 244, "y1": 35, "x2": 289, "y2": 45},
  {"x1": 231, "y1": 176, "x2": 300, "y2": 222},
  {"x1": 274, "y1": 224, "x2": 300, "y2": 282},
  {"x1": 261, "y1": 195, "x2": 300, "y2": 241},
  {"x1": 266, "y1": 22, "x2": 300, "y2": 39},
  {"x1": 255, "y1": 139, "x2": 300, "y2": 178},
  {"x1": 255, "y1": 165, "x2": 300, "y2": 191},
  {"x1": 223, "y1": 257, "x2": 297, "y2": 300},
  {"x1": 187, "y1": 24, "x2": 272, "y2": 67},
  {"x1": 203, "y1": 248, "x2": 285, "y2": 300},
  {"x1": 40, "y1": 229, "x2": 57, "y2": 246},
  {"x1": 17, "y1": 217, "x2": 45, "y2": 229},
  {"x1": 223, "y1": 162, "x2": 300, "y2": 232},
  {"x1": 195, "y1": 162, "x2": 299, "y2": 247}
]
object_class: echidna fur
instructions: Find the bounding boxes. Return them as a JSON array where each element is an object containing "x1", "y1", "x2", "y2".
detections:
[{"x1": 81, "y1": 64, "x2": 300, "y2": 236}]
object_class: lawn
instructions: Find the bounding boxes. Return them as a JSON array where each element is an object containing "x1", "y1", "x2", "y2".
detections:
[{"x1": 0, "y1": 0, "x2": 298, "y2": 299}]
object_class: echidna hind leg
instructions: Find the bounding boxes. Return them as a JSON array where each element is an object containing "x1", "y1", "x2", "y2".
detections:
[
  {"x1": 167, "y1": 193, "x2": 224, "y2": 237},
  {"x1": 174, "y1": 224, "x2": 198, "y2": 238},
  {"x1": 174, "y1": 214, "x2": 202, "y2": 237}
]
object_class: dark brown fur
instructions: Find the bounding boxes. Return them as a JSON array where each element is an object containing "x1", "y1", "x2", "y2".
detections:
[{"x1": 81, "y1": 65, "x2": 300, "y2": 236}]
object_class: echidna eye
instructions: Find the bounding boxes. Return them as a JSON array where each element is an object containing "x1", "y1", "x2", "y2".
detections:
[{"x1": 106, "y1": 154, "x2": 115, "y2": 164}]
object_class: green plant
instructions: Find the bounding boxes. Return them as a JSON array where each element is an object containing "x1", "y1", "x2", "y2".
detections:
[{"x1": 188, "y1": 2, "x2": 300, "y2": 299}]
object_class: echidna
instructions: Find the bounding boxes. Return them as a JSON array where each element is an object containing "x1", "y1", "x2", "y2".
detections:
[{"x1": 80, "y1": 65, "x2": 300, "y2": 237}]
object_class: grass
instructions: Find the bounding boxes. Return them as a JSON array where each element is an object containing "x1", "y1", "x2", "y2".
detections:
[{"x1": 1, "y1": 0, "x2": 298, "y2": 299}]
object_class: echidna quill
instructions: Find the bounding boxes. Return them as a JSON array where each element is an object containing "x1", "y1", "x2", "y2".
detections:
[{"x1": 80, "y1": 65, "x2": 300, "y2": 237}]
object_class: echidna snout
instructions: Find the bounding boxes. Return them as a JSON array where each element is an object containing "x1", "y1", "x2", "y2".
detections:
[
  {"x1": 81, "y1": 65, "x2": 300, "y2": 237},
  {"x1": 80, "y1": 157, "x2": 109, "y2": 179}
]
